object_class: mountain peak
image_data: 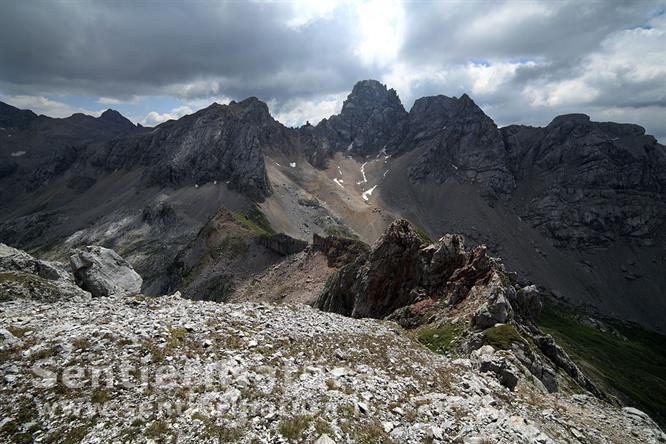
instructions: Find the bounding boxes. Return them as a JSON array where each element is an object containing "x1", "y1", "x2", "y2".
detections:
[
  {"x1": 310, "y1": 79, "x2": 408, "y2": 156},
  {"x1": 342, "y1": 79, "x2": 405, "y2": 115},
  {"x1": 99, "y1": 108, "x2": 134, "y2": 128}
]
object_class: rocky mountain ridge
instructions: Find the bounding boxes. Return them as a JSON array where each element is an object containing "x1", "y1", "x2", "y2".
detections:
[{"x1": 0, "y1": 79, "x2": 664, "y2": 335}]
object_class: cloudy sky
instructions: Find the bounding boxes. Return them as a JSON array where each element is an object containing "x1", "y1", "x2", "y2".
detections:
[{"x1": 1, "y1": 1, "x2": 665, "y2": 140}]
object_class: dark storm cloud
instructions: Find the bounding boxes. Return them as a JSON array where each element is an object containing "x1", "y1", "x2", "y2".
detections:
[
  {"x1": 0, "y1": 1, "x2": 372, "y2": 102},
  {"x1": 0, "y1": 1, "x2": 664, "y2": 140}
]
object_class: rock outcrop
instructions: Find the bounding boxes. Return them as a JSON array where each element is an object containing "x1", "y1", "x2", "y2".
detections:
[
  {"x1": 316, "y1": 219, "x2": 601, "y2": 398},
  {"x1": 311, "y1": 233, "x2": 370, "y2": 268},
  {"x1": 0, "y1": 243, "x2": 89, "y2": 301},
  {"x1": 316, "y1": 220, "x2": 471, "y2": 319},
  {"x1": 69, "y1": 246, "x2": 142, "y2": 297}
]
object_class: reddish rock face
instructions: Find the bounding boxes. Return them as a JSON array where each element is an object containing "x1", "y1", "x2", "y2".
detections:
[{"x1": 316, "y1": 219, "x2": 524, "y2": 324}]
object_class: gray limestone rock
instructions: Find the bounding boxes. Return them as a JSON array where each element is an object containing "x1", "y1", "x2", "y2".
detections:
[
  {"x1": 69, "y1": 245, "x2": 142, "y2": 297},
  {"x1": 0, "y1": 243, "x2": 89, "y2": 301}
]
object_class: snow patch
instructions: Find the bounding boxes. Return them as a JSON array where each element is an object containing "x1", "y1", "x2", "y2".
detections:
[
  {"x1": 376, "y1": 147, "x2": 391, "y2": 161},
  {"x1": 356, "y1": 162, "x2": 368, "y2": 185},
  {"x1": 290, "y1": 162, "x2": 296, "y2": 168},
  {"x1": 333, "y1": 178, "x2": 345, "y2": 189},
  {"x1": 347, "y1": 141, "x2": 353, "y2": 152},
  {"x1": 10, "y1": 151, "x2": 26, "y2": 157},
  {"x1": 337, "y1": 165, "x2": 343, "y2": 176},
  {"x1": 451, "y1": 163, "x2": 459, "y2": 170},
  {"x1": 275, "y1": 162, "x2": 281, "y2": 167},
  {"x1": 362, "y1": 185, "x2": 378, "y2": 201},
  {"x1": 383, "y1": 169, "x2": 390, "y2": 178}
]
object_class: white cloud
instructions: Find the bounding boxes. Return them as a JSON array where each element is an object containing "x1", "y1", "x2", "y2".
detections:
[
  {"x1": 525, "y1": 78, "x2": 600, "y2": 107},
  {"x1": 97, "y1": 95, "x2": 140, "y2": 105},
  {"x1": 468, "y1": 61, "x2": 534, "y2": 95},
  {"x1": 140, "y1": 105, "x2": 193, "y2": 126},
  {"x1": 354, "y1": 0, "x2": 405, "y2": 67},
  {"x1": 271, "y1": 93, "x2": 346, "y2": 127},
  {"x1": 460, "y1": 1, "x2": 556, "y2": 45}
]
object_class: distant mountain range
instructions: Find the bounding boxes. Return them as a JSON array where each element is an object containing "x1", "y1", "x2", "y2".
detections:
[{"x1": 1, "y1": 80, "x2": 664, "y2": 332}]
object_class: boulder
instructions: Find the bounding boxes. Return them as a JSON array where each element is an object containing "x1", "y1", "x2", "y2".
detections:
[
  {"x1": 510, "y1": 285, "x2": 542, "y2": 323},
  {"x1": 472, "y1": 296, "x2": 511, "y2": 329},
  {"x1": 314, "y1": 434, "x2": 336, "y2": 444},
  {"x1": 472, "y1": 345, "x2": 520, "y2": 391},
  {"x1": 69, "y1": 246, "x2": 142, "y2": 297}
]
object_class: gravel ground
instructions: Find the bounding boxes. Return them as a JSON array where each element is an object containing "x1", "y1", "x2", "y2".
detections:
[{"x1": 0, "y1": 293, "x2": 663, "y2": 443}]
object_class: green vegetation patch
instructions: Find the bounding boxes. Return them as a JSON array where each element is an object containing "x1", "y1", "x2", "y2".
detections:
[
  {"x1": 232, "y1": 208, "x2": 273, "y2": 236},
  {"x1": 539, "y1": 302, "x2": 666, "y2": 427},
  {"x1": 144, "y1": 420, "x2": 173, "y2": 440},
  {"x1": 278, "y1": 415, "x2": 312, "y2": 441},
  {"x1": 482, "y1": 324, "x2": 526, "y2": 350},
  {"x1": 416, "y1": 323, "x2": 464, "y2": 355},
  {"x1": 324, "y1": 224, "x2": 359, "y2": 240},
  {"x1": 62, "y1": 425, "x2": 91, "y2": 444},
  {"x1": 414, "y1": 227, "x2": 433, "y2": 245}
]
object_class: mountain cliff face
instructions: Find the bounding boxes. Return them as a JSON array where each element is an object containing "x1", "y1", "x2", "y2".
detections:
[
  {"x1": 503, "y1": 114, "x2": 666, "y2": 247},
  {"x1": 77, "y1": 98, "x2": 293, "y2": 199},
  {"x1": 398, "y1": 94, "x2": 515, "y2": 199}
]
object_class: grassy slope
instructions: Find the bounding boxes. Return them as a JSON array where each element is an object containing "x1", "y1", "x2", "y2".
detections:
[{"x1": 539, "y1": 302, "x2": 666, "y2": 426}]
